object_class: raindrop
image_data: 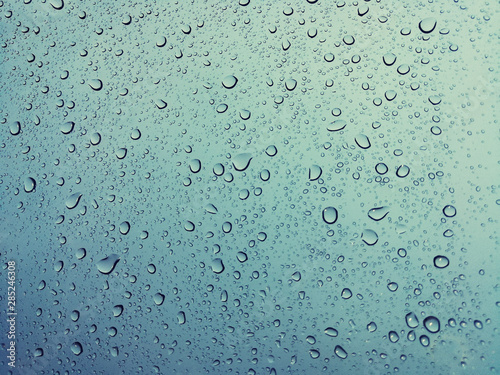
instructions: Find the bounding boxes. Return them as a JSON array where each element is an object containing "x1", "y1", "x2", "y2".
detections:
[
  {"x1": 285, "y1": 78, "x2": 297, "y2": 91},
  {"x1": 361, "y1": 229, "x2": 378, "y2": 245},
  {"x1": 322, "y1": 207, "x2": 338, "y2": 224},
  {"x1": 341, "y1": 288, "x2": 352, "y2": 299},
  {"x1": 433, "y1": 255, "x2": 449, "y2": 269},
  {"x1": 327, "y1": 120, "x2": 347, "y2": 132},
  {"x1": 65, "y1": 193, "x2": 82, "y2": 209},
  {"x1": 355, "y1": 134, "x2": 371, "y2": 149},
  {"x1": 211, "y1": 258, "x2": 225, "y2": 274},
  {"x1": 222, "y1": 75, "x2": 238, "y2": 89},
  {"x1": 367, "y1": 322, "x2": 377, "y2": 332},
  {"x1": 309, "y1": 165, "x2": 323, "y2": 181},
  {"x1": 232, "y1": 153, "x2": 252, "y2": 171},
  {"x1": 396, "y1": 165, "x2": 410, "y2": 178},
  {"x1": 368, "y1": 207, "x2": 389, "y2": 221},
  {"x1": 113, "y1": 305, "x2": 124, "y2": 317},
  {"x1": 419, "y1": 17, "x2": 437, "y2": 33},
  {"x1": 88, "y1": 79, "x2": 103, "y2": 91},
  {"x1": 60, "y1": 121, "x2": 75, "y2": 134},
  {"x1": 423, "y1": 316, "x2": 440, "y2": 333},
  {"x1": 382, "y1": 53, "x2": 397, "y2": 66},
  {"x1": 71, "y1": 342, "x2": 83, "y2": 356},
  {"x1": 96, "y1": 254, "x2": 120, "y2": 275},
  {"x1": 189, "y1": 159, "x2": 202, "y2": 173},
  {"x1": 153, "y1": 293, "x2": 165, "y2": 306},
  {"x1": 324, "y1": 327, "x2": 338, "y2": 337},
  {"x1": 119, "y1": 221, "x2": 131, "y2": 235},
  {"x1": 24, "y1": 177, "x2": 36, "y2": 193},
  {"x1": 442, "y1": 205, "x2": 456, "y2": 217},
  {"x1": 177, "y1": 311, "x2": 186, "y2": 325},
  {"x1": 405, "y1": 312, "x2": 419, "y2": 328},
  {"x1": 334, "y1": 345, "x2": 348, "y2": 359},
  {"x1": 389, "y1": 331, "x2": 399, "y2": 343}
]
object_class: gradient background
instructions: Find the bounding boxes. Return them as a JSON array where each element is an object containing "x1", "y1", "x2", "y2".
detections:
[{"x1": 1, "y1": 0, "x2": 499, "y2": 374}]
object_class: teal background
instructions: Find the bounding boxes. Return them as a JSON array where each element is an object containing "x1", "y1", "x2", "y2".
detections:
[{"x1": 0, "y1": 0, "x2": 498, "y2": 374}]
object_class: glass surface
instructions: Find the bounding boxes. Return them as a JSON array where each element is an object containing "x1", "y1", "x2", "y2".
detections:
[{"x1": 0, "y1": 1, "x2": 499, "y2": 374}]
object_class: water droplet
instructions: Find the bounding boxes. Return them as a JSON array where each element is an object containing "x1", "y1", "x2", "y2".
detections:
[
  {"x1": 389, "y1": 331, "x2": 399, "y2": 343},
  {"x1": 443, "y1": 205, "x2": 456, "y2": 217},
  {"x1": 368, "y1": 207, "x2": 389, "y2": 221},
  {"x1": 177, "y1": 311, "x2": 186, "y2": 325},
  {"x1": 405, "y1": 312, "x2": 419, "y2": 328},
  {"x1": 428, "y1": 95, "x2": 442, "y2": 105},
  {"x1": 216, "y1": 104, "x2": 228, "y2": 113},
  {"x1": 433, "y1": 255, "x2": 449, "y2": 269},
  {"x1": 306, "y1": 335, "x2": 316, "y2": 344},
  {"x1": 383, "y1": 53, "x2": 397, "y2": 66},
  {"x1": 71, "y1": 342, "x2": 83, "y2": 356},
  {"x1": 341, "y1": 288, "x2": 352, "y2": 299},
  {"x1": 116, "y1": 148, "x2": 127, "y2": 159},
  {"x1": 375, "y1": 163, "x2": 388, "y2": 175},
  {"x1": 419, "y1": 18, "x2": 437, "y2": 33},
  {"x1": 367, "y1": 322, "x2": 377, "y2": 332},
  {"x1": 153, "y1": 293, "x2": 165, "y2": 306},
  {"x1": 54, "y1": 261, "x2": 64, "y2": 272},
  {"x1": 327, "y1": 119, "x2": 347, "y2": 132},
  {"x1": 334, "y1": 345, "x2": 348, "y2": 359},
  {"x1": 60, "y1": 121, "x2": 75, "y2": 134},
  {"x1": 419, "y1": 335, "x2": 430, "y2": 347},
  {"x1": 119, "y1": 221, "x2": 131, "y2": 235},
  {"x1": 65, "y1": 193, "x2": 82, "y2": 209},
  {"x1": 291, "y1": 271, "x2": 301, "y2": 282},
  {"x1": 361, "y1": 229, "x2": 378, "y2": 245},
  {"x1": 184, "y1": 221, "x2": 195, "y2": 232},
  {"x1": 50, "y1": 0, "x2": 64, "y2": 10},
  {"x1": 10, "y1": 121, "x2": 21, "y2": 136},
  {"x1": 309, "y1": 349, "x2": 320, "y2": 359},
  {"x1": 189, "y1": 159, "x2": 202, "y2": 173},
  {"x1": 474, "y1": 320, "x2": 483, "y2": 329},
  {"x1": 205, "y1": 203, "x2": 218, "y2": 214},
  {"x1": 96, "y1": 254, "x2": 120, "y2": 275},
  {"x1": 113, "y1": 305, "x2": 124, "y2": 317},
  {"x1": 90, "y1": 132, "x2": 101, "y2": 145},
  {"x1": 88, "y1": 79, "x2": 103, "y2": 91},
  {"x1": 387, "y1": 282, "x2": 398, "y2": 292},
  {"x1": 343, "y1": 35, "x2": 355, "y2": 45},
  {"x1": 24, "y1": 177, "x2": 36, "y2": 193},
  {"x1": 322, "y1": 207, "x2": 338, "y2": 224},
  {"x1": 76, "y1": 248, "x2": 86, "y2": 260},
  {"x1": 396, "y1": 165, "x2": 410, "y2": 178},
  {"x1": 236, "y1": 251, "x2": 248, "y2": 263},
  {"x1": 130, "y1": 129, "x2": 141, "y2": 140},
  {"x1": 423, "y1": 316, "x2": 440, "y2": 333},
  {"x1": 355, "y1": 134, "x2": 371, "y2": 149},
  {"x1": 34, "y1": 348, "x2": 44, "y2": 357},
  {"x1": 385, "y1": 90, "x2": 397, "y2": 101},
  {"x1": 232, "y1": 153, "x2": 252, "y2": 171},
  {"x1": 222, "y1": 75, "x2": 238, "y2": 89},
  {"x1": 309, "y1": 165, "x2": 323, "y2": 181},
  {"x1": 211, "y1": 258, "x2": 225, "y2": 274},
  {"x1": 265, "y1": 145, "x2": 278, "y2": 157},
  {"x1": 285, "y1": 78, "x2": 297, "y2": 91},
  {"x1": 324, "y1": 327, "x2": 338, "y2": 337}
]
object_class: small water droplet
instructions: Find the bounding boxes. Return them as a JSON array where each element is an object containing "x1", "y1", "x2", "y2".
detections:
[
  {"x1": 71, "y1": 342, "x2": 83, "y2": 356},
  {"x1": 153, "y1": 293, "x2": 165, "y2": 306},
  {"x1": 367, "y1": 322, "x2": 377, "y2": 332},
  {"x1": 368, "y1": 207, "x2": 389, "y2": 221},
  {"x1": 232, "y1": 153, "x2": 252, "y2": 171},
  {"x1": 324, "y1": 327, "x2": 338, "y2": 337},
  {"x1": 442, "y1": 205, "x2": 456, "y2": 217},
  {"x1": 24, "y1": 177, "x2": 36, "y2": 193},
  {"x1": 88, "y1": 79, "x2": 103, "y2": 91},
  {"x1": 419, "y1": 17, "x2": 437, "y2": 33},
  {"x1": 334, "y1": 345, "x2": 348, "y2": 359},
  {"x1": 341, "y1": 288, "x2": 352, "y2": 299},
  {"x1": 406, "y1": 312, "x2": 419, "y2": 328},
  {"x1": 65, "y1": 193, "x2": 82, "y2": 209},
  {"x1": 309, "y1": 165, "x2": 323, "y2": 181},
  {"x1": 361, "y1": 229, "x2": 378, "y2": 245},
  {"x1": 222, "y1": 75, "x2": 238, "y2": 89},
  {"x1": 211, "y1": 258, "x2": 225, "y2": 274},
  {"x1": 355, "y1": 134, "x2": 371, "y2": 149},
  {"x1": 322, "y1": 207, "x2": 338, "y2": 224}
]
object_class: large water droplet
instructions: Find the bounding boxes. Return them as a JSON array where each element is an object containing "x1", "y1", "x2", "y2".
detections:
[
  {"x1": 71, "y1": 342, "x2": 83, "y2": 356},
  {"x1": 355, "y1": 134, "x2": 371, "y2": 149},
  {"x1": 423, "y1": 316, "x2": 440, "y2": 333},
  {"x1": 232, "y1": 153, "x2": 252, "y2": 171},
  {"x1": 442, "y1": 205, "x2": 456, "y2": 217},
  {"x1": 211, "y1": 258, "x2": 225, "y2": 274},
  {"x1": 419, "y1": 17, "x2": 437, "y2": 33},
  {"x1": 222, "y1": 75, "x2": 238, "y2": 89},
  {"x1": 405, "y1": 312, "x2": 419, "y2": 328},
  {"x1": 367, "y1": 322, "x2": 377, "y2": 332},
  {"x1": 177, "y1": 311, "x2": 186, "y2": 325},
  {"x1": 322, "y1": 207, "x2": 338, "y2": 224},
  {"x1": 119, "y1": 221, "x2": 131, "y2": 235},
  {"x1": 368, "y1": 207, "x2": 389, "y2": 221},
  {"x1": 324, "y1": 327, "x2": 338, "y2": 337},
  {"x1": 341, "y1": 288, "x2": 352, "y2": 299},
  {"x1": 334, "y1": 345, "x2": 348, "y2": 359},
  {"x1": 154, "y1": 293, "x2": 165, "y2": 306},
  {"x1": 433, "y1": 255, "x2": 449, "y2": 269},
  {"x1": 361, "y1": 229, "x2": 378, "y2": 245},
  {"x1": 24, "y1": 177, "x2": 36, "y2": 193},
  {"x1": 327, "y1": 120, "x2": 347, "y2": 132},
  {"x1": 389, "y1": 331, "x2": 399, "y2": 343},
  {"x1": 60, "y1": 121, "x2": 75, "y2": 134},
  {"x1": 382, "y1": 53, "x2": 397, "y2": 66},
  {"x1": 88, "y1": 79, "x2": 103, "y2": 91},
  {"x1": 65, "y1": 193, "x2": 82, "y2": 209},
  {"x1": 96, "y1": 254, "x2": 120, "y2": 274},
  {"x1": 309, "y1": 165, "x2": 322, "y2": 181}
]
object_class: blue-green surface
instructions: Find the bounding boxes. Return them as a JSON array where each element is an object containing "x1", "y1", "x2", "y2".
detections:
[{"x1": 0, "y1": 1, "x2": 499, "y2": 374}]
